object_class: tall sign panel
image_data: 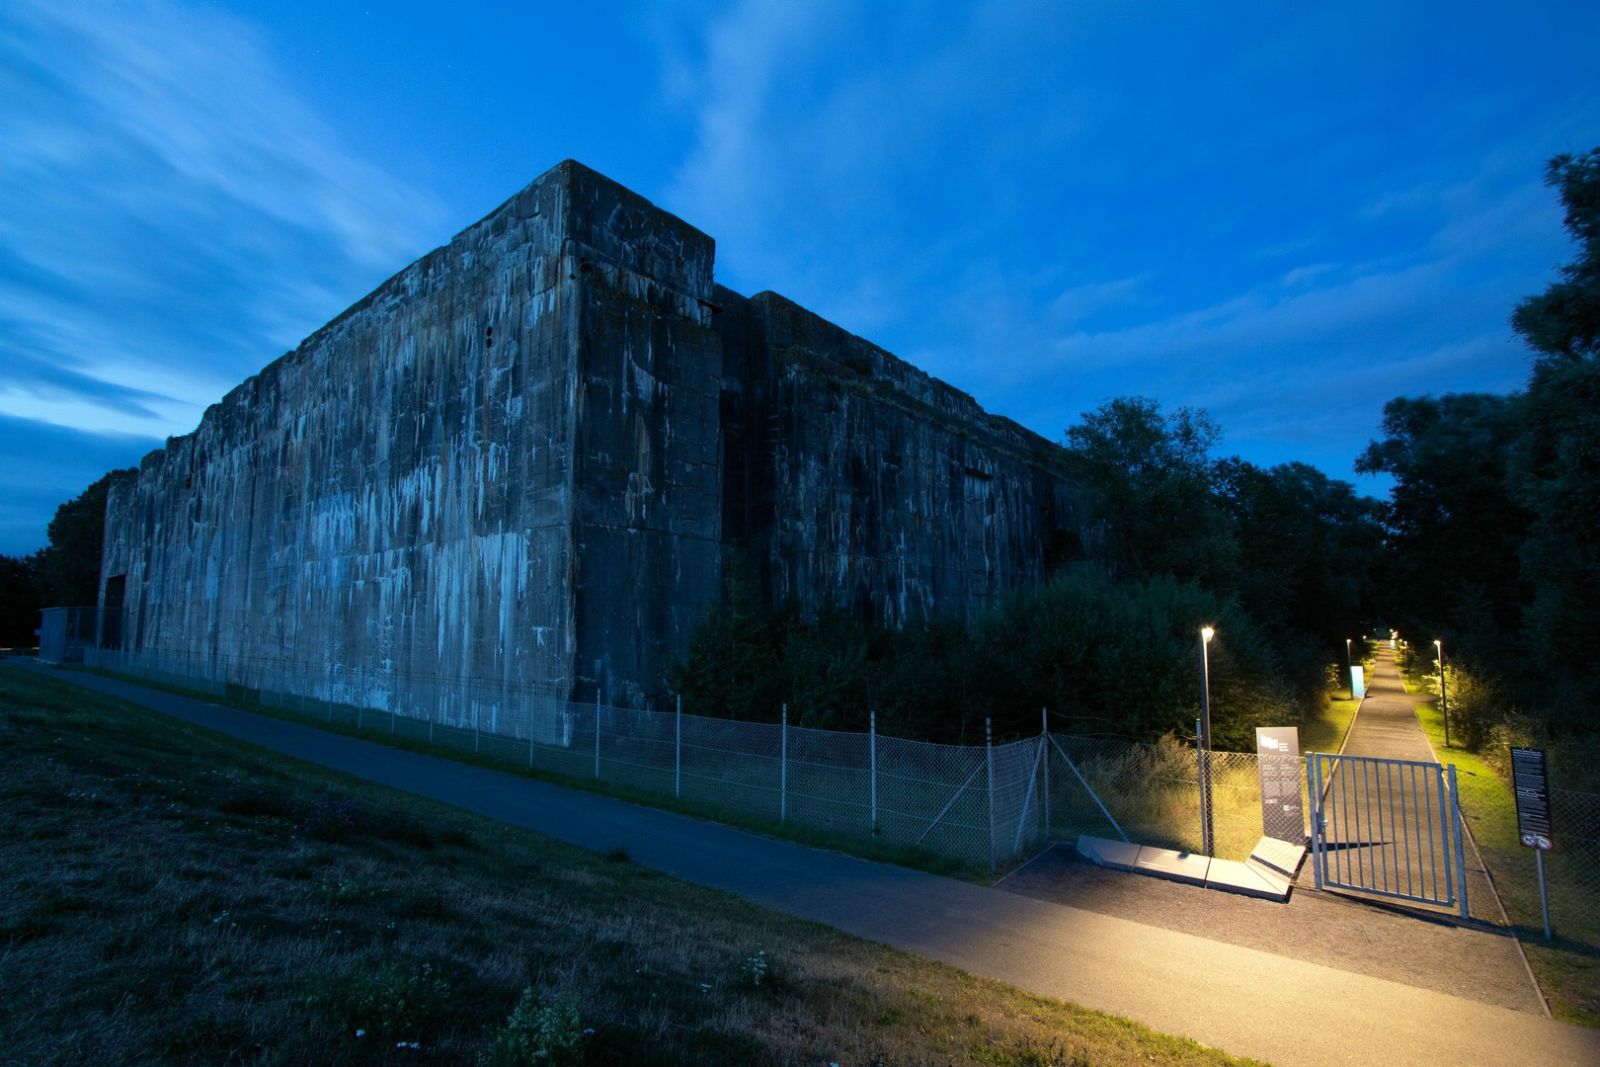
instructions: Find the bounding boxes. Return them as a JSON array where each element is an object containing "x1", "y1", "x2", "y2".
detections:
[
  {"x1": 1511, "y1": 747, "x2": 1553, "y2": 851},
  {"x1": 1256, "y1": 726, "x2": 1304, "y2": 844}
]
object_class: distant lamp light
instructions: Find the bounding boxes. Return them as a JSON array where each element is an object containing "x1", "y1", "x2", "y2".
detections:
[{"x1": 1201, "y1": 626, "x2": 1215, "y2": 643}]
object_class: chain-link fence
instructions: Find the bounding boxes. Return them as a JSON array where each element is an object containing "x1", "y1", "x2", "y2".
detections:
[
  {"x1": 73, "y1": 648, "x2": 1600, "y2": 911},
  {"x1": 1045, "y1": 734, "x2": 1300, "y2": 858},
  {"x1": 1541, "y1": 788, "x2": 1600, "y2": 945},
  {"x1": 83, "y1": 647, "x2": 1066, "y2": 869}
]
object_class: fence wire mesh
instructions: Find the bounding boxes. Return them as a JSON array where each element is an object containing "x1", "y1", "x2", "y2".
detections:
[
  {"x1": 1544, "y1": 789, "x2": 1600, "y2": 945},
  {"x1": 82, "y1": 646, "x2": 1326, "y2": 869},
  {"x1": 1044, "y1": 735, "x2": 1300, "y2": 857}
]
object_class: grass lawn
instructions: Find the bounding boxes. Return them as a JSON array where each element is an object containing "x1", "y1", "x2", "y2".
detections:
[
  {"x1": 0, "y1": 668, "x2": 1265, "y2": 1066},
  {"x1": 1412, "y1": 696, "x2": 1600, "y2": 1027},
  {"x1": 1299, "y1": 692, "x2": 1361, "y2": 757}
]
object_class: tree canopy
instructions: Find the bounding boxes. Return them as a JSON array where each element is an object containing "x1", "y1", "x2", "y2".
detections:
[{"x1": 1512, "y1": 149, "x2": 1600, "y2": 366}]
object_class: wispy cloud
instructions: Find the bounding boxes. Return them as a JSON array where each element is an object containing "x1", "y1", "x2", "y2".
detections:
[
  {"x1": 0, "y1": 0, "x2": 445, "y2": 441},
  {"x1": 653, "y1": 1, "x2": 1593, "y2": 480}
]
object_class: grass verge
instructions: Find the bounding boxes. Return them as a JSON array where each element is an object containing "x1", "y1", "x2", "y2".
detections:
[
  {"x1": 0, "y1": 667, "x2": 1265, "y2": 1066},
  {"x1": 1299, "y1": 692, "x2": 1360, "y2": 757},
  {"x1": 1414, "y1": 696, "x2": 1599, "y2": 1026}
]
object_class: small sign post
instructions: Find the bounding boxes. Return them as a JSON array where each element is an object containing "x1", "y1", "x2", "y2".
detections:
[
  {"x1": 1350, "y1": 665, "x2": 1366, "y2": 700},
  {"x1": 1511, "y1": 746, "x2": 1553, "y2": 940}
]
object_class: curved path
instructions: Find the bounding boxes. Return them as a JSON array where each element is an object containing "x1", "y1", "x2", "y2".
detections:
[{"x1": 10, "y1": 660, "x2": 1597, "y2": 1067}]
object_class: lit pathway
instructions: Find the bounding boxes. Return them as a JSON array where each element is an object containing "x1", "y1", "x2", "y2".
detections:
[
  {"x1": 12, "y1": 661, "x2": 1598, "y2": 1067},
  {"x1": 1327, "y1": 647, "x2": 1521, "y2": 931}
]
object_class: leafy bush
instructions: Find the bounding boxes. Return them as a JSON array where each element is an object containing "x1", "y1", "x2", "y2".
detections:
[
  {"x1": 737, "y1": 949, "x2": 769, "y2": 991},
  {"x1": 483, "y1": 987, "x2": 585, "y2": 1067}
]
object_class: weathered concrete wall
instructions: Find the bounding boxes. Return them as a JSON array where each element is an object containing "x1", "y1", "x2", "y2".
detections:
[
  {"x1": 102, "y1": 161, "x2": 722, "y2": 714},
  {"x1": 716, "y1": 289, "x2": 1083, "y2": 626},
  {"x1": 564, "y1": 176, "x2": 722, "y2": 705},
  {"x1": 101, "y1": 159, "x2": 1081, "y2": 710}
]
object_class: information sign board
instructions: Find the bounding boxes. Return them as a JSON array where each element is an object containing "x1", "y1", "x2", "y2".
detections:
[
  {"x1": 1256, "y1": 726, "x2": 1304, "y2": 844},
  {"x1": 1511, "y1": 746, "x2": 1553, "y2": 850}
]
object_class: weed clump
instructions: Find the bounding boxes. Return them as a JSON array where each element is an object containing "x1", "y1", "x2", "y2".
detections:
[{"x1": 482, "y1": 986, "x2": 587, "y2": 1067}]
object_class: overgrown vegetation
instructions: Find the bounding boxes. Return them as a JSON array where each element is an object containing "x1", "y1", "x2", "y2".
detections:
[
  {"x1": 671, "y1": 563, "x2": 1338, "y2": 750},
  {"x1": 0, "y1": 668, "x2": 1263, "y2": 1066}
]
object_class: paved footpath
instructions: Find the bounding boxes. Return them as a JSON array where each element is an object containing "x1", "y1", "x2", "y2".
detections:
[
  {"x1": 1330, "y1": 647, "x2": 1513, "y2": 929},
  {"x1": 11, "y1": 661, "x2": 1599, "y2": 1067}
]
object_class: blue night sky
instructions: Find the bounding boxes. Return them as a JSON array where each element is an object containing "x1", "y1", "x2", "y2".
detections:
[{"x1": 2, "y1": 1, "x2": 1597, "y2": 554}]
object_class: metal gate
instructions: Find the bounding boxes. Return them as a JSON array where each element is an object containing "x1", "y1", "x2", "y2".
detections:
[{"x1": 1308, "y1": 753, "x2": 1468, "y2": 917}]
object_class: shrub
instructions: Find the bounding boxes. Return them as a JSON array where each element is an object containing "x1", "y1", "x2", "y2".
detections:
[
  {"x1": 737, "y1": 949, "x2": 769, "y2": 991},
  {"x1": 483, "y1": 987, "x2": 585, "y2": 1067}
]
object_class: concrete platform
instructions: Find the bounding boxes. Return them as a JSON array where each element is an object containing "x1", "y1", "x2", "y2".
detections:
[
  {"x1": 1131, "y1": 844, "x2": 1212, "y2": 886},
  {"x1": 1075, "y1": 834, "x2": 1141, "y2": 871},
  {"x1": 1076, "y1": 835, "x2": 1293, "y2": 901},
  {"x1": 1207, "y1": 858, "x2": 1292, "y2": 900},
  {"x1": 1248, "y1": 835, "x2": 1306, "y2": 878}
]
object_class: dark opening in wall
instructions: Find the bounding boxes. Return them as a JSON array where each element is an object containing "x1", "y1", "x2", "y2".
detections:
[
  {"x1": 485, "y1": 325, "x2": 494, "y2": 349},
  {"x1": 102, "y1": 574, "x2": 127, "y2": 650}
]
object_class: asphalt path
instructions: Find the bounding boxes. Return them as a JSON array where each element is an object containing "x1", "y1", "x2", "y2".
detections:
[{"x1": 10, "y1": 660, "x2": 1598, "y2": 1067}]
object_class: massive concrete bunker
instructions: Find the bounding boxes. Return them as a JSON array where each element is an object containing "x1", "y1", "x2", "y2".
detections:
[{"x1": 99, "y1": 161, "x2": 1084, "y2": 711}]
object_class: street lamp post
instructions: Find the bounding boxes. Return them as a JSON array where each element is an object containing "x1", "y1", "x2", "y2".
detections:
[
  {"x1": 1345, "y1": 638, "x2": 1353, "y2": 699},
  {"x1": 1435, "y1": 639, "x2": 1450, "y2": 749},
  {"x1": 1198, "y1": 625, "x2": 1215, "y2": 856}
]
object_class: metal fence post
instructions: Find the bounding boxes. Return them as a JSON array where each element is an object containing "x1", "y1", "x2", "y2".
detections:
[
  {"x1": 780, "y1": 704, "x2": 788, "y2": 824},
  {"x1": 594, "y1": 688, "x2": 601, "y2": 781},
  {"x1": 986, "y1": 717, "x2": 996, "y2": 871},
  {"x1": 1536, "y1": 848, "x2": 1552, "y2": 940},
  {"x1": 1308, "y1": 755, "x2": 1324, "y2": 889},
  {"x1": 474, "y1": 704, "x2": 480, "y2": 753},
  {"x1": 675, "y1": 694, "x2": 682, "y2": 800},
  {"x1": 1041, "y1": 708, "x2": 1050, "y2": 837},
  {"x1": 1448, "y1": 764, "x2": 1469, "y2": 920},
  {"x1": 1196, "y1": 718, "x2": 1211, "y2": 856},
  {"x1": 869, "y1": 710, "x2": 878, "y2": 832}
]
